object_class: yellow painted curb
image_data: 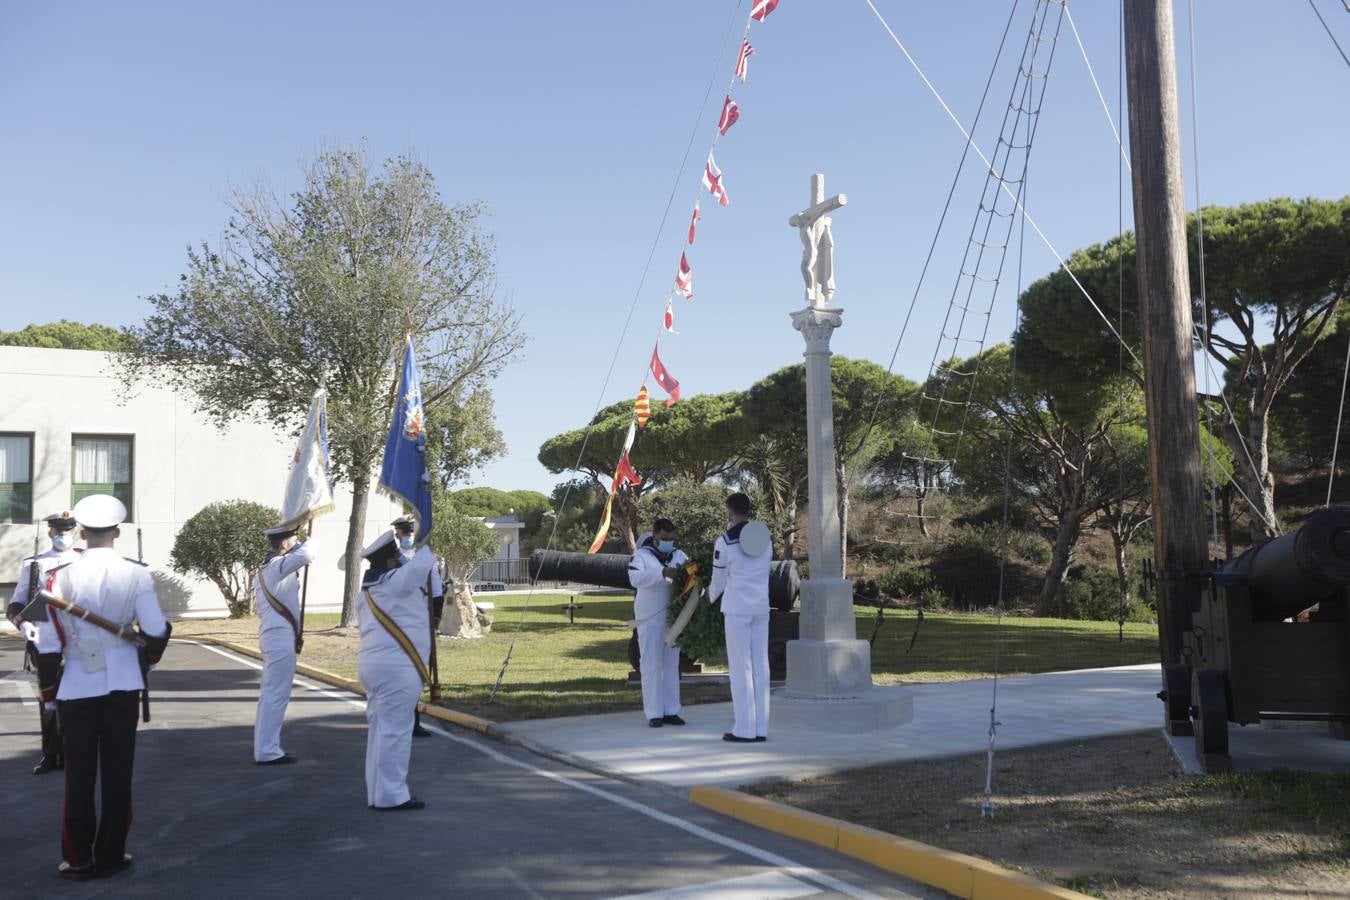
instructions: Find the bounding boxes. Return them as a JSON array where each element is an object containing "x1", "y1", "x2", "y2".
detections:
[
  {"x1": 689, "y1": 784, "x2": 1091, "y2": 900},
  {"x1": 186, "y1": 636, "x2": 496, "y2": 734}
]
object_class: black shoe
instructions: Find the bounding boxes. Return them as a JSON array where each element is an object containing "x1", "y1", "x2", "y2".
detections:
[
  {"x1": 373, "y1": 797, "x2": 425, "y2": 811},
  {"x1": 33, "y1": 756, "x2": 63, "y2": 775},
  {"x1": 256, "y1": 754, "x2": 298, "y2": 766},
  {"x1": 648, "y1": 718, "x2": 664, "y2": 728},
  {"x1": 754, "y1": 736, "x2": 767, "y2": 742},
  {"x1": 412, "y1": 724, "x2": 432, "y2": 737},
  {"x1": 58, "y1": 861, "x2": 95, "y2": 880},
  {"x1": 662, "y1": 715, "x2": 687, "y2": 726},
  {"x1": 95, "y1": 854, "x2": 133, "y2": 878},
  {"x1": 722, "y1": 733, "x2": 756, "y2": 743}
]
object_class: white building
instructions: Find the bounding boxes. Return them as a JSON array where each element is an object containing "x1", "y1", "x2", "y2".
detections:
[{"x1": 1, "y1": 346, "x2": 409, "y2": 618}]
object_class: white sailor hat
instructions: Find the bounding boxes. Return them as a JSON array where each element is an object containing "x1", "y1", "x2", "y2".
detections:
[
  {"x1": 72, "y1": 494, "x2": 127, "y2": 531},
  {"x1": 361, "y1": 529, "x2": 397, "y2": 559},
  {"x1": 264, "y1": 524, "x2": 298, "y2": 538}
]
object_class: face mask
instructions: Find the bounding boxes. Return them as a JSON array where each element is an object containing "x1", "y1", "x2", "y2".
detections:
[
  {"x1": 398, "y1": 535, "x2": 415, "y2": 551},
  {"x1": 656, "y1": 539, "x2": 675, "y2": 554},
  {"x1": 52, "y1": 533, "x2": 74, "y2": 551}
]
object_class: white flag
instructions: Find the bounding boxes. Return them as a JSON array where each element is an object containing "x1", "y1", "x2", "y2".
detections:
[{"x1": 279, "y1": 388, "x2": 335, "y2": 529}]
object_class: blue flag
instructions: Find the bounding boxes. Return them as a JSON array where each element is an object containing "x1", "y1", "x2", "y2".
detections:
[{"x1": 379, "y1": 337, "x2": 433, "y2": 544}]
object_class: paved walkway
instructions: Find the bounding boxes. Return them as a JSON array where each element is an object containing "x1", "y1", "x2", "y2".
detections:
[
  {"x1": 503, "y1": 665, "x2": 1166, "y2": 788},
  {"x1": 0, "y1": 639, "x2": 938, "y2": 899}
]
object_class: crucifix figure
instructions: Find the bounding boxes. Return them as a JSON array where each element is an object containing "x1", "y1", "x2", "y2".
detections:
[{"x1": 788, "y1": 173, "x2": 847, "y2": 308}]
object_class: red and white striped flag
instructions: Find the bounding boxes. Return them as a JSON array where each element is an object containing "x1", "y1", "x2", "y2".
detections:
[
  {"x1": 734, "y1": 38, "x2": 755, "y2": 83},
  {"x1": 663, "y1": 299, "x2": 676, "y2": 332},
  {"x1": 650, "y1": 344, "x2": 681, "y2": 406},
  {"x1": 674, "y1": 253, "x2": 693, "y2": 299},
  {"x1": 751, "y1": 0, "x2": 779, "y2": 22},
  {"x1": 687, "y1": 203, "x2": 700, "y2": 245},
  {"x1": 717, "y1": 96, "x2": 740, "y2": 136},
  {"x1": 702, "y1": 151, "x2": 729, "y2": 207}
]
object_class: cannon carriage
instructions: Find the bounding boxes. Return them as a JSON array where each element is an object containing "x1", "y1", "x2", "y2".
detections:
[{"x1": 1158, "y1": 506, "x2": 1350, "y2": 771}]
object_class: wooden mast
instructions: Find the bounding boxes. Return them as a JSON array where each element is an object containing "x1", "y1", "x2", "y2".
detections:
[{"x1": 1123, "y1": 0, "x2": 1209, "y2": 672}]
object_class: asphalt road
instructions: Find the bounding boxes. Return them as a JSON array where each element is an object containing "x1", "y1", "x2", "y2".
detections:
[{"x1": 0, "y1": 638, "x2": 941, "y2": 899}]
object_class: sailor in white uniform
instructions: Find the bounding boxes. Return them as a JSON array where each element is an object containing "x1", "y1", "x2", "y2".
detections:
[
  {"x1": 6, "y1": 511, "x2": 82, "y2": 775},
  {"x1": 37, "y1": 494, "x2": 170, "y2": 880},
  {"x1": 393, "y1": 515, "x2": 443, "y2": 738},
  {"x1": 356, "y1": 529, "x2": 436, "y2": 811},
  {"x1": 709, "y1": 493, "x2": 772, "y2": 743},
  {"x1": 627, "y1": 517, "x2": 688, "y2": 727},
  {"x1": 253, "y1": 524, "x2": 317, "y2": 765}
]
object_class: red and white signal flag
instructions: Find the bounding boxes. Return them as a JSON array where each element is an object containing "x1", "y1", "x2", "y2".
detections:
[
  {"x1": 687, "y1": 203, "x2": 700, "y2": 245},
  {"x1": 663, "y1": 299, "x2": 676, "y2": 333},
  {"x1": 735, "y1": 38, "x2": 755, "y2": 83},
  {"x1": 649, "y1": 344, "x2": 681, "y2": 406},
  {"x1": 717, "y1": 96, "x2": 740, "y2": 136},
  {"x1": 751, "y1": 0, "x2": 779, "y2": 22},
  {"x1": 702, "y1": 152, "x2": 729, "y2": 207},
  {"x1": 674, "y1": 253, "x2": 693, "y2": 299}
]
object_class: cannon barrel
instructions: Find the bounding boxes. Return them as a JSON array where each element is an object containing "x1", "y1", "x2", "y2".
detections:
[
  {"x1": 1217, "y1": 506, "x2": 1350, "y2": 620},
  {"x1": 528, "y1": 549, "x2": 800, "y2": 612}
]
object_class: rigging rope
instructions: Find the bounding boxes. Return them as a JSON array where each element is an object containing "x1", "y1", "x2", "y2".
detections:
[
  {"x1": 488, "y1": 0, "x2": 748, "y2": 700},
  {"x1": 1327, "y1": 327, "x2": 1350, "y2": 506},
  {"x1": 1308, "y1": 0, "x2": 1350, "y2": 70}
]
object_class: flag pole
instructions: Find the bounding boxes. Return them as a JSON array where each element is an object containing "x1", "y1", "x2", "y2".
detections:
[
  {"x1": 297, "y1": 513, "x2": 313, "y2": 654},
  {"x1": 427, "y1": 564, "x2": 442, "y2": 702}
]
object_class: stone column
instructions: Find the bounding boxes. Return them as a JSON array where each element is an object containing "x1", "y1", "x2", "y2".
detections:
[{"x1": 786, "y1": 305, "x2": 872, "y2": 697}]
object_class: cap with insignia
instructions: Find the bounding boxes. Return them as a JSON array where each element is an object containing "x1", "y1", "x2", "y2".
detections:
[
  {"x1": 264, "y1": 525, "x2": 298, "y2": 539},
  {"x1": 390, "y1": 515, "x2": 415, "y2": 531},
  {"x1": 44, "y1": 511, "x2": 78, "y2": 530},
  {"x1": 361, "y1": 530, "x2": 398, "y2": 559},
  {"x1": 71, "y1": 494, "x2": 127, "y2": 532}
]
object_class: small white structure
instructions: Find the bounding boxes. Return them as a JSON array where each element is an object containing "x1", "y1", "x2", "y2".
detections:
[
  {"x1": 0, "y1": 346, "x2": 403, "y2": 618},
  {"x1": 479, "y1": 515, "x2": 524, "y2": 561}
]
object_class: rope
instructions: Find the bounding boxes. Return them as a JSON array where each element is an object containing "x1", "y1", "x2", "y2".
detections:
[
  {"x1": 1308, "y1": 0, "x2": 1350, "y2": 70},
  {"x1": 488, "y1": 0, "x2": 749, "y2": 701},
  {"x1": 863, "y1": 0, "x2": 1142, "y2": 372},
  {"x1": 1064, "y1": 4, "x2": 1131, "y2": 173},
  {"x1": 1328, "y1": 327, "x2": 1350, "y2": 506}
]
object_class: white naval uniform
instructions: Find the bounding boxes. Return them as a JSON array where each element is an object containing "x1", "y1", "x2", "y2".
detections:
[
  {"x1": 356, "y1": 545, "x2": 435, "y2": 808},
  {"x1": 9, "y1": 547, "x2": 81, "y2": 762},
  {"x1": 710, "y1": 523, "x2": 771, "y2": 740},
  {"x1": 627, "y1": 543, "x2": 689, "y2": 721},
  {"x1": 9, "y1": 547, "x2": 83, "y2": 655},
  {"x1": 253, "y1": 539, "x2": 317, "y2": 762}
]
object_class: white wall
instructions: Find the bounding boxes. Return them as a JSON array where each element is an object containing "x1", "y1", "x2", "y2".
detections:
[{"x1": 0, "y1": 346, "x2": 402, "y2": 618}]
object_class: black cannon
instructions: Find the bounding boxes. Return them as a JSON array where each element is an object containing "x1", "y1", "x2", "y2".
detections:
[
  {"x1": 1159, "y1": 506, "x2": 1350, "y2": 771},
  {"x1": 528, "y1": 549, "x2": 801, "y2": 611},
  {"x1": 528, "y1": 549, "x2": 802, "y2": 678}
]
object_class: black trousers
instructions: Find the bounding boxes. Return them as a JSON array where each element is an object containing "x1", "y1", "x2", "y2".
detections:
[
  {"x1": 59, "y1": 691, "x2": 140, "y2": 868},
  {"x1": 36, "y1": 652, "x2": 63, "y2": 761}
]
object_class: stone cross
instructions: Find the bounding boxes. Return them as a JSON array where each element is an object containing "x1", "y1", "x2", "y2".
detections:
[{"x1": 788, "y1": 173, "x2": 847, "y2": 308}]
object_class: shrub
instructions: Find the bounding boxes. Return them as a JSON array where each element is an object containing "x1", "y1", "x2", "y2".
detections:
[
  {"x1": 170, "y1": 500, "x2": 279, "y2": 617},
  {"x1": 918, "y1": 587, "x2": 949, "y2": 610},
  {"x1": 1059, "y1": 564, "x2": 1154, "y2": 623},
  {"x1": 875, "y1": 561, "x2": 934, "y2": 600}
]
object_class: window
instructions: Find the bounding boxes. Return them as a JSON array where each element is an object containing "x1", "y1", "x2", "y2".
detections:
[
  {"x1": 71, "y1": 435, "x2": 134, "y2": 520},
  {"x1": 0, "y1": 433, "x2": 33, "y2": 523}
]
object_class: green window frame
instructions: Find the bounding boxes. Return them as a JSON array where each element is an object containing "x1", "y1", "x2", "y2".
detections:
[
  {"x1": 0, "y1": 432, "x2": 34, "y2": 524},
  {"x1": 71, "y1": 435, "x2": 134, "y2": 521}
]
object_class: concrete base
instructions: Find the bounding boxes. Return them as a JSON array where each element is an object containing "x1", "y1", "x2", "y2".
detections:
[
  {"x1": 771, "y1": 685, "x2": 914, "y2": 732},
  {"x1": 798, "y1": 577, "x2": 858, "y2": 641},
  {"x1": 785, "y1": 637, "x2": 872, "y2": 696}
]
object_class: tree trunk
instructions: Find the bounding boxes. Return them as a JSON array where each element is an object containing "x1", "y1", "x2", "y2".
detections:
[
  {"x1": 916, "y1": 488, "x2": 929, "y2": 538},
  {"x1": 1243, "y1": 403, "x2": 1279, "y2": 541},
  {"x1": 1035, "y1": 510, "x2": 1082, "y2": 617},
  {"x1": 341, "y1": 469, "x2": 372, "y2": 627},
  {"x1": 1111, "y1": 526, "x2": 1130, "y2": 613},
  {"x1": 783, "y1": 479, "x2": 801, "y2": 560}
]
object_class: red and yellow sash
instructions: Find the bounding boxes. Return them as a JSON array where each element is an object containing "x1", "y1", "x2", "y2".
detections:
[
  {"x1": 259, "y1": 577, "x2": 301, "y2": 645},
  {"x1": 363, "y1": 589, "x2": 430, "y2": 686}
]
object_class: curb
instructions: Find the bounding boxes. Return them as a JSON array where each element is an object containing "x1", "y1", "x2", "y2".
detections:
[
  {"x1": 184, "y1": 636, "x2": 497, "y2": 735},
  {"x1": 688, "y1": 785, "x2": 1091, "y2": 900}
]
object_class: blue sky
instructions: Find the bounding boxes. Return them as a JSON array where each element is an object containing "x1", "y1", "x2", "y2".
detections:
[{"x1": 2, "y1": 1, "x2": 1347, "y2": 495}]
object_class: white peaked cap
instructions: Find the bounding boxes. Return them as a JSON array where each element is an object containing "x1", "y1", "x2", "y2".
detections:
[
  {"x1": 361, "y1": 529, "x2": 397, "y2": 559},
  {"x1": 72, "y1": 494, "x2": 127, "y2": 530}
]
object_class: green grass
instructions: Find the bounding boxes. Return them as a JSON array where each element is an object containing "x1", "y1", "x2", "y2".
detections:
[
  {"x1": 1201, "y1": 769, "x2": 1350, "y2": 853},
  {"x1": 177, "y1": 594, "x2": 1159, "y2": 721}
]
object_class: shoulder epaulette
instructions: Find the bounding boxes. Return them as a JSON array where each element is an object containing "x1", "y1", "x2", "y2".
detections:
[{"x1": 123, "y1": 557, "x2": 148, "y2": 567}]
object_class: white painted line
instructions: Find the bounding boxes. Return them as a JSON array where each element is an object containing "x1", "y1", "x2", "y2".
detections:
[
  {"x1": 605, "y1": 870, "x2": 822, "y2": 900},
  {"x1": 183, "y1": 640, "x2": 895, "y2": 900},
  {"x1": 1, "y1": 672, "x2": 38, "y2": 708}
]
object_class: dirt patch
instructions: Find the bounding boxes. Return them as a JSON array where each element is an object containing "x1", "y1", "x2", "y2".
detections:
[{"x1": 748, "y1": 731, "x2": 1350, "y2": 898}]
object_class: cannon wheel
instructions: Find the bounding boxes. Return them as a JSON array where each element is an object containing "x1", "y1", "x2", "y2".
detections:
[
  {"x1": 1191, "y1": 668, "x2": 1232, "y2": 772},
  {"x1": 1161, "y1": 663, "x2": 1193, "y2": 736}
]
